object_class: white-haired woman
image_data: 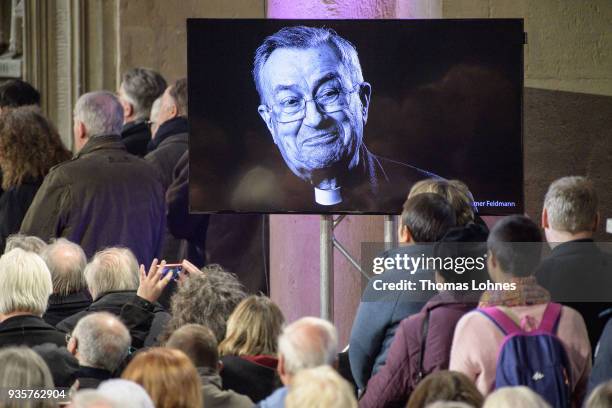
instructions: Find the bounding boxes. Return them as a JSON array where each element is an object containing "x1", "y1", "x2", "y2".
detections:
[{"x1": 0, "y1": 248, "x2": 65, "y2": 348}]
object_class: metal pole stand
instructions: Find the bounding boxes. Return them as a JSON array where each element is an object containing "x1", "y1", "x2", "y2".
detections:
[
  {"x1": 319, "y1": 214, "x2": 398, "y2": 322},
  {"x1": 320, "y1": 215, "x2": 334, "y2": 321}
]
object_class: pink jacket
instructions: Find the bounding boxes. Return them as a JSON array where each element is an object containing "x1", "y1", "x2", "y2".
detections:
[{"x1": 449, "y1": 304, "x2": 591, "y2": 406}]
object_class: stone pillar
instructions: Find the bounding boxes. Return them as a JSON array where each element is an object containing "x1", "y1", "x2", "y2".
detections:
[
  {"x1": 267, "y1": 0, "x2": 442, "y2": 346},
  {"x1": 23, "y1": 0, "x2": 119, "y2": 150}
]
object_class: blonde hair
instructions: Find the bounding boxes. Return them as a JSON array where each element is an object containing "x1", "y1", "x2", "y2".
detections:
[
  {"x1": 0, "y1": 347, "x2": 55, "y2": 408},
  {"x1": 219, "y1": 295, "x2": 285, "y2": 357},
  {"x1": 408, "y1": 179, "x2": 475, "y2": 226},
  {"x1": 122, "y1": 347, "x2": 202, "y2": 408},
  {"x1": 0, "y1": 248, "x2": 52, "y2": 316},
  {"x1": 286, "y1": 366, "x2": 356, "y2": 408},
  {"x1": 84, "y1": 247, "x2": 139, "y2": 300},
  {"x1": 483, "y1": 386, "x2": 551, "y2": 408},
  {"x1": 586, "y1": 380, "x2": 612, "y2": 408}
]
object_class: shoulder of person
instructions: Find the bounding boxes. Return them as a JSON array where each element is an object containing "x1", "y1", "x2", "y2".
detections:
[
  {"x1": 455, "y1": 309, "x2": 492, "y2": 332},
  {"x1": 559, "y1": 305, "x2": 588, "y2": 327},
  {"x1": 46, "y1": 155, "x2": 78, "y2": 174},
  {"x1": 33, "y1": 160, "x2": 76, "y2": 188},
  {"x1": 143, "y1": 149, "x2": 159, "y2": 163}
]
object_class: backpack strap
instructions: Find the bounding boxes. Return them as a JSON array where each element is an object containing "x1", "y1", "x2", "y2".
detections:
[
  {"x1": 478, "y1": 307, "x2": 522, "y2": 335},
  {"x1": 416, "y1": 308, "x2": 431, "y2": 382},
  {"x1": 537, "y1": 302, "x2": 563, "y2": 333}
]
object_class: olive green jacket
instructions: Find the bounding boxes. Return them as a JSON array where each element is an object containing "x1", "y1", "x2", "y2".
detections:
[{"x1": 21, "y1": 134, "x2": 165, "y2": 264}]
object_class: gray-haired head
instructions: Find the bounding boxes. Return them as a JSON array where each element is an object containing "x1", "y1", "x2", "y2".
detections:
[
  {"x1": 4, "y1": 233, "x2": 47, "y2": 254},
  {"x1": 278, "y1": 316, "x2": 338, "y2": 378},
  {"x1": 286, "y1": 365, "x2": 357, "y2": 408},
  {"x1": 71, "y1": 390, "x2": 119, "y2": 408},
  {"x1": 0, "y1": 347, "x2": 55, "y2": 408},
  {"x1": 120, "y1": 67, "x2": 167, "y2": 121},
  {"x1": 41, "y1": 238, "x2": 87, "y2": 297},
  {"x1": 71, "y1": 312, "x2": 131, "y2": 373},
  {"x1": 163, "y1": 264, "x2": 246, "y2": 343},
  {"x1": 0, "y1": 248, "x2": 52, "y2": 316},
  {"x1": 149, "y1": 96, "x2": 163, "y2": 138},
  {"x1": 97, "y1": 379, "x2": 155, "y2": 408},
  {"x1": 253, "y1": 26, "x2": 364, "y2": 104},
  {"x1": 84, "y1": 247, "x2": 139, "y2": 300},
  {"x1": 150, "y1": 96, "x2": 163, "y2": 121},
  {"x1": 74, "y1": 91, "x2": 124, "y2": 137},
  {"x1": 544, "y1": 176, "x2": 598, "y2": 234}
]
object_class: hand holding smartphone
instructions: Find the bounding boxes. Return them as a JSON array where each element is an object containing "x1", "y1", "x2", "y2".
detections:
[{"x1": 158, "y1": 263, "x2": 183, "y2": 281}]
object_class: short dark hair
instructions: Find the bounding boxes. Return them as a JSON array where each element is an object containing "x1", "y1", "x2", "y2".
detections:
[
  {"x1": 120, "y1": 68, "x2": 167, "y2": 119},
  {"x1": 0, "y1": 79, "x2": 40, "y2": 108},
  {"x1": 165, "y1": 324, "x2": 218, "y2": 370},
  {"x1": 487, "y1": 215, "x2": 542, "y2": 277},
  {"x1": 401, "y1": 193, "x2": 456, "y2": 243},
  {"x1": 169, "y1": 78, "x2": 188, "y2": 117},
  {"x1": 434, "y1": 223, "x2": 489, "y2": 284}
]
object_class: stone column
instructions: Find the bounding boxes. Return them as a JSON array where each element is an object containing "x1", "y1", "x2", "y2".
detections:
[{"x1": 23, "y1": 0, "x2": 119, "y2": 150}]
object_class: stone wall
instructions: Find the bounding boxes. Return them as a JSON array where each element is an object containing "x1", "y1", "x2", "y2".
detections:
[
  {"x1": 118, "y1": 0, "x2": 265, "y2": 84},
  {"x1": 443, "y1": 0, "x2": 612, "y2": 96},
  {"x1": 441, "y1": 0, "x2": 612, "y2": 237}
]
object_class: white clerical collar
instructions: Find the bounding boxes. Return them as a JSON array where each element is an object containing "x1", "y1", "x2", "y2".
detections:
[{"x1": 314, "y1": 187, "x2": 342, "y2": 206}]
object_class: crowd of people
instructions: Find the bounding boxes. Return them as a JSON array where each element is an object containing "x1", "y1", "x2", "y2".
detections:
[{"x1": 0, "y1": 74, "x2": 611, "y2": 408}]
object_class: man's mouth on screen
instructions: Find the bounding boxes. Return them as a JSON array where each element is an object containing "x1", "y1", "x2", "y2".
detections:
[{"x1": 300, "y1": 131, "x2": 338, "y2": 147}]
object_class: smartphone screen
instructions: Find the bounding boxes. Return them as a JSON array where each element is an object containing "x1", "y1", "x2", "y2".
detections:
[{"x1": 159, "y1": 264, "x2": 182, "y2": 280}]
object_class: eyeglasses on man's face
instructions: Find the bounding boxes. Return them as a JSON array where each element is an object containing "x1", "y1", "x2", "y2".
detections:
[{"x1": 267, "y1": 83, "x2": 361, "y2": 124}]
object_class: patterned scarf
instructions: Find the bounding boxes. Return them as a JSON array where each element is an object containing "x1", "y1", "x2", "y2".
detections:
[{"x1": 478, "y1": 276, "x2": 551, "y2": 308}]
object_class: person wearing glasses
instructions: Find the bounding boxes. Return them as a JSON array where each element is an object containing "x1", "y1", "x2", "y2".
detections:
[
  {"x1": 66, "y1": 312, "x2": 132, "y2": 389},
  {"x1": 254, "y1": 25, "x2": 438, "y2": 208}
]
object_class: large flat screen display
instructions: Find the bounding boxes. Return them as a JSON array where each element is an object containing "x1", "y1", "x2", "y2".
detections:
[{"x1": 187, "y1": 19, "x2": 524, "y2": 215}]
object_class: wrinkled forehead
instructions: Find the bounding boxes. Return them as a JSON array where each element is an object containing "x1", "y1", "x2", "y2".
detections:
[{"x1": 260, "y1": 44, "x2": 353, "y2": 98}]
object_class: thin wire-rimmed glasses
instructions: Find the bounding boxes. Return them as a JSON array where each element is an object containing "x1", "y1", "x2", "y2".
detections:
[{"x1": 265, "y1": 83, "x2": 361, "y2": 123}]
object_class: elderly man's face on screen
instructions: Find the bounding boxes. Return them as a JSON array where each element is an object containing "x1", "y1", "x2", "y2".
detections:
[{"x1": 257, "y1": 43, "x2": 371, "y2": 185}]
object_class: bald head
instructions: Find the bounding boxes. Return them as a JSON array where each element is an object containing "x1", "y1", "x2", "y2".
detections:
[
  {"x1": 278, "y1": 317, "x2": 338, "y2": 382},
  {"x1": 70, "y1": 312, "x2": 131, "y2": 372},
  {"x1": 41, "y1": 238, "x2": 87, "y2": 297},
  {"x1": 73, "y1": 91, "x2": 123, "y2": 150}
]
